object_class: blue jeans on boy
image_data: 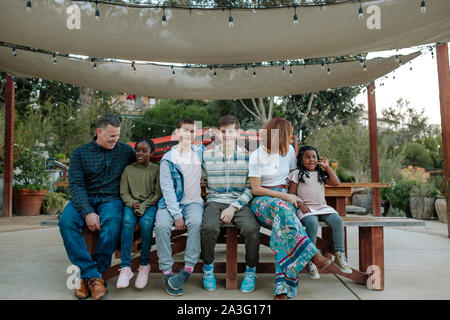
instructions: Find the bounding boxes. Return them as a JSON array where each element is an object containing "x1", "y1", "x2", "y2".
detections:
[
  {"x1": 120, "y1": 205, "x2": 157, "y2": 268},
  {"x1": 58, "y1": 197, "x2": 124, "y2": 279},
  {"x1": 154, "y1": 202, "x2": 203, "y2": 272},
  {"x1": 301, "y1": 214, "x2": 345, "y2": 252}
]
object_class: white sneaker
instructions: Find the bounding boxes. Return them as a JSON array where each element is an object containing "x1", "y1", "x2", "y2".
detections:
[
  {"x1": 334, "y1": 251, "x2": 352, "y2": 274},
  {"x1": 116, "y1": 267, "x2": 134, "y2": 288},
  {"x1": 135, "y1": 265, "x2": 150, "y2": 289},
  {"x1": 306, "y1": 262, "x2": 320, "y2": 280}
]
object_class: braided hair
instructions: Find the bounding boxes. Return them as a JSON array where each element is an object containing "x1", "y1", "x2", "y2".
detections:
[
  {"x1": 297, "y1": 145, "x2": 329, "y2": 185},
  {"x1": 135, "y1": 138, "x2": 155, "y2": 153}
]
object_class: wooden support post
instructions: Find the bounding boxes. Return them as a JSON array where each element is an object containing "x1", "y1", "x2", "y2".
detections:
[
  {"x1": 3, "y1": 74, "x2": 14, "y2": 218},
  {"x1": 436, "y1": 43, "x2": 450, "y2": 238},
  {"x1": 226, "y1": 227, "x2": 238, "y2": 290},
  {"x1": 359, "y1": 227, "x2": 384, "y2": 291},
  {"x1": 367, "y1": 82, "x2": 381, "y2": 217}
]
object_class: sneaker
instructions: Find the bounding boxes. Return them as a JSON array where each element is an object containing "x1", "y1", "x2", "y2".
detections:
[
  {"x1": 202, "y1": 263, "x2": 216, "y2": 291},
  {"x1": 240, "y1": 267, "x2": 256, "y2": 293},
  {"x1": 334, "y1": 251, "x2": 352, "y2": 274},
  {"x1": 163, "y1": 274, "x2": 183, "y2": 296},
  {"x1": 135, "y1": 265, "x2": 150, "y2": 289},
  {"x1": 306, "y1": 262, "x2": 320, "y2": 280},
  {"x1": 168, "y1": 269, "x2": 191, "y2": 291},
  {"x1": 116, "y1": 267, "x2": 134, "y2": 289}
]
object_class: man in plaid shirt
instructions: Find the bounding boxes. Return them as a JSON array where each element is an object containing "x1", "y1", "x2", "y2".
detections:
[{"x1": 58, "y1": 114, "x2": 136, "y2": 300}]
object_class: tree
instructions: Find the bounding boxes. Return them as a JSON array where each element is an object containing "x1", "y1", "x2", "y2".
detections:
[{"x1": 280, "y1": 86, "x2": 364, "y2": 140}]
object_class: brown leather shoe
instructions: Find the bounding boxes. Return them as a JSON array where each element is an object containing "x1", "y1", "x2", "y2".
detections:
[
  {"x1": 74, "y1": 279, "x2": 90, "y2": 300},
  {"x1": 87, "y1": 278, "x2": 108, "y2": 300},
  {"x1": 273, "y1": 294, "x2": 288, "y2": 300}
]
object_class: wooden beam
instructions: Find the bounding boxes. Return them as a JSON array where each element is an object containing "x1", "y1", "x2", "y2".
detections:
[
  {"x1": 367, "y1": 82, "x2": 381, "y2": 217},
  {"x1": 3, "y1": 74, "x2": 14, "y2": 218},
  {"x1": 436, "y1": 43, "x2": 450, "y2": 238}
]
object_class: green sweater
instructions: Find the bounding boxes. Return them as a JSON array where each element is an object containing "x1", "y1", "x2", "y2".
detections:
[{"x1": 120, "y1": 162, "x2": 162, "y2": 216}]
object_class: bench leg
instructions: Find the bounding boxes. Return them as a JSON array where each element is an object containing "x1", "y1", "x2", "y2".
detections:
[
  {"x1": 226, "y1": 227, "x2": 238, "y2": 290},
  {"x1": 359, "y1": 227, "x2": 384, "y2": 291}
]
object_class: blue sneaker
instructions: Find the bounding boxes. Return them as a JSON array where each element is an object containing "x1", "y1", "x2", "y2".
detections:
[
  {"x1": 168, "y1": 269, "x2": 191, "y2": 291},
  {"x1": 163, "y1": 274, "x2": 183, "y2": 296},
  {"x1": 240, "y1": 267, "x2": 256, "y2": 293},
  {"x1": 202, "y1": 263, "x2": 216, "y2": 291}
]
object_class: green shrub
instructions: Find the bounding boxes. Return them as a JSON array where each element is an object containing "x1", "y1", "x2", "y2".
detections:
[
  {"x1": 13, "y1": 147, "x2": 49, "y2": 191},
  {"x1": 385, "y1": 180, "x2": 417, "y2": 214},
  {"x1": 410, "y1": 181, "x2": 439, "y2": 198}
]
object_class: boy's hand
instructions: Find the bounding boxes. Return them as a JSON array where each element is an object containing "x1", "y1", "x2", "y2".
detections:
[
  {"x1": 174, "y1": 218, "x2": 187, "y2": 231},
  {"x1": 132, "y1": 202, "x2": 140, "y2": 210},
  {"x1": 318, "y1": 156, "x2": 330, "y2": 169},
  {"x1": 220, "y1": 206, "x2": 237, "y2": 224}
]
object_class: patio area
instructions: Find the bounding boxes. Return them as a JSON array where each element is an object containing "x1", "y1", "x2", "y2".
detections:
[{"x1": 0, "y1": 215, "x2": 448, "y2": 300}]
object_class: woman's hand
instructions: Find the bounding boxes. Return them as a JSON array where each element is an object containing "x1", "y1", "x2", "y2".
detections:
[{"x1": 284, "y1": 193, "x2": 304, "y2": 208}]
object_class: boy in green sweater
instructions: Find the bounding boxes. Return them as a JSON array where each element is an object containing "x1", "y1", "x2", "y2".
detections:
[{"x1": 116, "y1": 139, "x2": 162, "y2": 289}]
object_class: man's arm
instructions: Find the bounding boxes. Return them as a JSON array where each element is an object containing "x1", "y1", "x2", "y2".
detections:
[{"x1": 68, "y1": 148, "x2": 95, "y2": 218}]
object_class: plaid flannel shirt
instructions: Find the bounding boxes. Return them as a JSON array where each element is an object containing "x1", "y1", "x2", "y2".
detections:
[{"x1": 68, "y1": 138, "x2": 136, "y2": 217}]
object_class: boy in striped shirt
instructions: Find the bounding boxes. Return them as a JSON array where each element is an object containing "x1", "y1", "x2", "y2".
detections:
[{"x1": 200, "y1": 115, "x2": 260, "y2": 293}]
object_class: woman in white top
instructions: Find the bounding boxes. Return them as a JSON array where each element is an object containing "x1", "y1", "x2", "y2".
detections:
[{"x1": 248, "y1": 118, "x2": 334, "y2": 300}]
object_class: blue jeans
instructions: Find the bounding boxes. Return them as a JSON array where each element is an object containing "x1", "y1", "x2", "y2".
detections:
[
  {"x1": 120, "y1": 205, "x2": 157, "y2": 268},
  {"x1": 58, "y1": 197, "x2": 124, "y2": 279},
  {"x1": 154, "y1": 202, "x2": 203, "y2": 272},
  {"x1": 301, "y1": 214, "x2": 345, "y2": 252}
]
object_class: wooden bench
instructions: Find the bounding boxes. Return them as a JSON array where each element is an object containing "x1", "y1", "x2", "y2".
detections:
[{"x1": 80, "y1": 181, "x2": 424, "y2": 291}]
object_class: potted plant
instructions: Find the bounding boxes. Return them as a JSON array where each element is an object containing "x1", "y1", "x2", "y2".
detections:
[
  {"x1": 42, "y1": 192, "x2": 69, "y2": 215},
  {"x1": 54, "y1": 153, "x2": 66, "y2": 163},
  {"x1": 13, "y1": 148, "x2": 49, "y2": 216},
  {"x1": 409, "y1": 181, "x2": 439, "y2": 220},
  {"x1": 385, "y1": 179, "x2": 417, "y2": 218}
]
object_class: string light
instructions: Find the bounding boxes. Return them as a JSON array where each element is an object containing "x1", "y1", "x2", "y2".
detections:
[
  {"x1": 131, "y1": 61, "x2": 136, "y2": 72},
  {"x1": 244, "y1": 66, "x2": 248, "y2": 73},
  {"x1": 93, "y1": 59, "x2": 97, "y2": 69},
  {"x1": 12, "y1": 47, "x2": 16, "y2": 56},
  {"x1": 358, "y1": 1, "x2": 364, "y2": 19},
  {"x1": 53, "y1": 53, "x2": 57, "y2": 64},
  {"x1": 420, "y1": 0, "x2": 427, "y2": 13},
  {"x1": 281, "y1": 64, "x2": 285, "y2": 72},
  {"x1": 293, "y1": 6, "x2": 299, "y2": 25},
  {"x1": 95, "y1": 0, "x2": 100, "y2": 20},
  {"x1": 327, "y1": 64, "x2": 331, "y2": 75},
  {"x1": 363, "y1": 62, "x2": 367, "y2": 72},
  {"x1": 253, "y1": 65, "x2": 256, "y2": 77},
  {"x1": 228, "y1": 9, "x2": 234, "y2": 28},
  {"x1": 321, "y1": 60, "x2": 325, "y2": 70},
  {"x1": 162, "y1": 8, "x2": 167, "y2": 25},
  {"x1": 26, "y1": 0, "x2": 31, "y2": 13},
  {"x1": 289, "y1": 65, "x2": 293, "y2": 76}
]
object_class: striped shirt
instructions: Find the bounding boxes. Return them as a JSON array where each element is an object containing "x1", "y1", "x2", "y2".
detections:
[
  {"x1": 69, "y1": 138, "x2": 136, "y2": 217},
  {"x1": 202, "y1": 145, "x2": 253, "y2": 209}
]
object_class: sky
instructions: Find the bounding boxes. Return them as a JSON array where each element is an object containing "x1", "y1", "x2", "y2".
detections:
[{"x1": 354, "y1": 44, "x2": 448, "y2": 126}]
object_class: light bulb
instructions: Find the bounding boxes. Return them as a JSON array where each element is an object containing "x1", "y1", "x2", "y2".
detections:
[
  {"x1": 53, "y1": 53, "x2": 57, "y2": 64},
  {"x1": 282, "y1": 65, "x2": 286, "y2": 72},
  {"x1": 327, "y1": 66, "x2": 331, "y2": 75},
  {"x1": 228, "y1": 16, "x2": 234, "y2": 28},
  {"x1": 162, "y1": 14, "x2": 167, "y2": 25},
  {"x1": 26, "y1": 0, "x2": 31, "y2": 12},
  {"x1": 321, "y1": 61, "x2": 325, "y2": 70},
  {"x1": 358, "y1": 5, "x2": 364, "y2": 19},
  {"x1": 420, "y1": 1, "x2": 427, "y2": 13},
  {"x1": 12, "y1": 48, "x2": 16, "y2": 56},
  {"x1": 293, "y1": 14, "x2": 299, "y2": 25},
  {"x1": 244, "y1": 66, "x2": 248, "y2": 73}
]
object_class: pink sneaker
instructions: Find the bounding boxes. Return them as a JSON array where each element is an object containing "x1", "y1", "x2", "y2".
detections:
[
  {"x1": 135, "y1": 265, "x2": 150, "y2": 289},
  {"x1": 116, "y1": 267, "x2": 134, "y2": 289}
]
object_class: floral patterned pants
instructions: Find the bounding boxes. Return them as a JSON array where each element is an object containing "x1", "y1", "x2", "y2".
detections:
[{"x1": 250, "y1": 188, "x2": 318, "y2": 298}]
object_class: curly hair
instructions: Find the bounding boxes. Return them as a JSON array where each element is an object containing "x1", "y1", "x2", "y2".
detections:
[
  {"x1": 135, "y1": 138, "x2": 155, "y2": 153},
  {"x1": 297, "y1": 145, "x2": 328, "y2": 185}
]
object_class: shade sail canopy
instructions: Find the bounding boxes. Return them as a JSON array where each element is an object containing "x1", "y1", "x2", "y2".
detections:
[
  {"x1": 0, "y1": 0, "x2": 448, "y2": 64},
  {"x1": 0, "y1": 46, "x2": 420, "y2": 99}
]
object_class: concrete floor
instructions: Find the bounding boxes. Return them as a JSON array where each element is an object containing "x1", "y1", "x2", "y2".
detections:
[{"x1": 0, "y1": 219, "x2": 449, "y2": 300}]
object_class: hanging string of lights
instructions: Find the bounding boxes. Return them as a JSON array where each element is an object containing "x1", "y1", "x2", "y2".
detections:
[
  {"x1": 3, "y1": 41, "x2": 437, "y2": 77},
  {"x1": 22, "y1": 0, "x2": 428, "y2": 27}
]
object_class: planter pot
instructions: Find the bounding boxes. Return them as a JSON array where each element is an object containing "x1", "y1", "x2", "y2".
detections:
[
  {"x1": 409, "y1": 197, "x2": 435, "y2": 220},
  {"x1": 13, "y1": 188, "x2": 47, "y2": 216},
  {"x1": 435, "y1": 196, "x2": 448, "y2": 223}
]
